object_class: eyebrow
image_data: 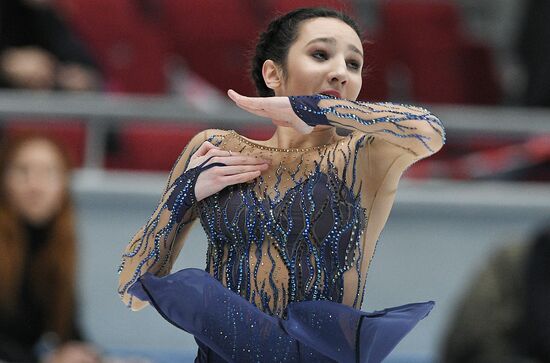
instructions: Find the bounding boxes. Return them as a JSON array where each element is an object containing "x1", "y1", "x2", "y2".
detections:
[{"x1": 305, "y1": 37, "x2": 364, "y2": 57}]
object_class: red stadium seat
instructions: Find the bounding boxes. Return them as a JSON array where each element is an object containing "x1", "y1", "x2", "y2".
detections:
[
  {"x1": 160, "y1": 0, "x2": 262, "y2": 95},
  {"x1": 160, "y1": 1, "x2": 357, "y2": 96},
  {"x1": 3, "y1": 120, "x2": 86, "y2": 167},
  {"x1": 105, "y1": 122, "x2": 204, "y2": 171},
  {"x1": 381, "y1": 0, "x2": 461, "y2": 49},
  {"x1": 358, "y1": 33, "x2": 390, "y2": 102},
  {"x1": 459, "y1": 41, "x2": 501, "y2": 104},
  {"x1": 379, "y1": 0, "x2": 465, "y2": 103},
  {"x1": 376, "y1": 0, "x2": 500, "y2": 104},
  {"x1": 272, "y1": 0, "x2": 355, "y2": 13},
  {"x1": 57, "y1": 0, "x2": 170, "y2": 94}
]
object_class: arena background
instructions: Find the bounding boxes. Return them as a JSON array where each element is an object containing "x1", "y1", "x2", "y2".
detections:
[{"x1": 1, "y1": 0, "x2": 549, "y2": 362}]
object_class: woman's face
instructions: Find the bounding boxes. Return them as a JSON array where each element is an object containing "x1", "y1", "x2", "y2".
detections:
[
  {"x1": 4, "y1": 140, "x2": 67, "y2": 226},
  {"x1": 278, "y1": 17, "x2": 363, "y2": 100}
]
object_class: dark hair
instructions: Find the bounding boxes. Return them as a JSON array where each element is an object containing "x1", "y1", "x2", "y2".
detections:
[
  {"x1": 0, "y1": 135, "x2": 78, "y2": 340},
  {"x1": 251, "y1": 7, "x2": 362, "y2": 97}
]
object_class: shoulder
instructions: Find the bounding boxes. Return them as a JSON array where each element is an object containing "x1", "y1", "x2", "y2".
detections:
[
  {"x1": 203, "y1": 128, "x2": 232, "y2": 144},
  {"x1": 185, "y1": 128, "x2": 232, "y2": 150},
  {"x1": 337, "y1": 131, "x2": 375, "y2": 155},
  {"x1": 167, "y1": 128, "x2": 233, "y2": 183},
  {"x1": 348, "y1": 131, "x2": 374, "y2": 147},
  {"x1": 347, "y1": 130, "x2": 400, "y2": 152},
  {"x1": 348, "y1": 129, "x2": 419, "y2": 169},
  {"x1": 178, "y1": 128, "x2": 232, "y2": 162}
]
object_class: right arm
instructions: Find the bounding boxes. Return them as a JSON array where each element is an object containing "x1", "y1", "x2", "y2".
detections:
[
  {"x1": 117, "y1": 131, "x2": 209, "y2": 310},
  {"x1": 117, "y1": 130, "x2": 270, "y2": 311}
]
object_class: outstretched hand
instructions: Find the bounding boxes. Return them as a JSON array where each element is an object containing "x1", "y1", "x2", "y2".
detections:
[{"x1": 227, "y1": 89, "x2": 314, "y2": 134}]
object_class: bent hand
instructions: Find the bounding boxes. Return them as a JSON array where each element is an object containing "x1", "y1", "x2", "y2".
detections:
[
  {"x1": 186, "y1": 140, "x2": 270, "y2": 202},
  {"x1": 227, "y1": 89, "x2": 314, "y2": 134}
]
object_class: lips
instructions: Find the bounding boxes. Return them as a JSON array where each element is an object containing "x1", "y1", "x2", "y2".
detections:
[{"x1": 320, "y1": 90, "x2": 341, "y2": 98}]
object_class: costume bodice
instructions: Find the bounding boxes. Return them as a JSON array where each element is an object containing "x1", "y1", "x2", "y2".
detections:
[
  {"x1": 198, "y1": 130, "x2": 370, "y2": 316},
  {"x1": 118, "y1": 95, "x2": 445, "y2": 312}
]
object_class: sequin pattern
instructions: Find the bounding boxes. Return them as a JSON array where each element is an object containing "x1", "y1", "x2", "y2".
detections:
[
  {"x1": 117, "y1": 161, "x2": 202, "y2": 308},
  {"x1": 199, "y1": 134, "x2": 368, "y2": 316},
  {"x1": 290, "y1": 94, "x2": 446, "y2": 154},
  {"x1": 118, "y1": 96, "x2": 445, "y2": 317}
]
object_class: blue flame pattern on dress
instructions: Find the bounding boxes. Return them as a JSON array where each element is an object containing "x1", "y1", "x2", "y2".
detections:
[
  {"x1": 200, "y1": 159, "x2": 367, "y2": 316},
  {"x1": 290, "y1": 94, "x2": 445, "y2": 154},
  {"x1": 117, "y1": 95, "x2": 445, "y2": 362}
]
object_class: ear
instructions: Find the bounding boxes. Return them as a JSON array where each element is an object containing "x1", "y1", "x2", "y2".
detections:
[{"x1": 262, "y1": 60, "x2": 283, "y2": 91}]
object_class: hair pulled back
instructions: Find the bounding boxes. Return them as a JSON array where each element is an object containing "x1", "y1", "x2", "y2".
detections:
[{"x1": 251, "y1": 7, "x2": 362, "y2": 97}]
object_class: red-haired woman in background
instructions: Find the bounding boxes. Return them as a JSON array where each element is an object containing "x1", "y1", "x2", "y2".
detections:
[{"x1": 0, "y1": 135, "x2": 99, "y2": 363}]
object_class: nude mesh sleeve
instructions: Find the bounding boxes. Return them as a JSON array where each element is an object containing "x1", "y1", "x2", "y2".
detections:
[
  {"x1": 289, "y1": 94, "x2": 445, "y2": 159},
  {"x1": 117, "y1": 131, "x2": 208, "y2": 310}
]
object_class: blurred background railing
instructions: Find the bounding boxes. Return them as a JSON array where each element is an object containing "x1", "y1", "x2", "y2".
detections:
[{"x1": 1, "y1": 89, "x2": 548, "y2": 180}]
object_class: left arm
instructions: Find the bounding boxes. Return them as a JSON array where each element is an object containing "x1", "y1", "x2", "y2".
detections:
[
  {"x1": 228, "y1": 90, "x2": 445, "y2": 162},
  {"x1": 290, "y1": 94, "x2": 445, "y2": 160}
]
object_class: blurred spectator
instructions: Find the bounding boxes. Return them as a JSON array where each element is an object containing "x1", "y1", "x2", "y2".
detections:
[
  {"x1": 0, "y1": 0, "x2": 100, "y2": 91},
  {"x1": 54, "y1": 0, "x2": 167, "y2": 94},
  {"x1": 0, "y1": 136, "x2": 100, "y2": 363},
  {"x1": 518, "y1": 0, "x2": 550, "y2": 106},
  {"x1": 454, "y1": 0, "x2": 526, "y2": 104},
  {"x1": 442, "y1": 223, "x2": 550, "y2": 363},
  {"x1": 369, "y1": 0, "x2": 501, "y2": 105}
]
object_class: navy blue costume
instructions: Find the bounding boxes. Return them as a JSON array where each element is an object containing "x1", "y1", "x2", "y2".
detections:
[{"x1": 118, "y1": 95, "x2": 445, "y2": 362}]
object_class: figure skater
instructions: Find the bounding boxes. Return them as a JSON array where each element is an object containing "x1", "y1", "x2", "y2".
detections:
[{"x1": 118, "y1": 7, "x2": 445, "y2": 363}]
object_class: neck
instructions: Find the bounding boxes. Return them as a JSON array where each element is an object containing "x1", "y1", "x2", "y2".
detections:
[{"x1": 270, "y1": 126, "x2": 337, "y2": 149}]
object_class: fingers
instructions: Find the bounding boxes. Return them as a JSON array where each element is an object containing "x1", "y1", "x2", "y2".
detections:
[
  {"x1": 234, "y1": 102, "x2": 271, "y2": 118},
  {"x1": 227, "y1": 89, "x2": 238, "y2": 101},
  {"x1": 192, "y1": 141, "x2": 220, "y2": 158},
  {"x1": 222, "y1": 170, "x2": 263, "y2": 186},
  {"x1": 193, "y1": 155, "x2": 268, "y2": 201},
  {"x1": 204, "y1": 148, "x2": 233, "y2": 158},
  {"x1": 234, "y1": 96, "x2": 265, "y2": 111},
  {"x1": 214, "y1": 164, "x2": 269, "y2": 176},
  {"x1": 228, "y1": 91, "x2": 309, "y2": 134},
  {"x1": 228, "y1": 89, "x2": 269, "y2": 112},
  {"x1": 196, "y1": 148, "x2": 236, "y2": 165},
  {"x1": 227, "y1": 89, "x2": 246, "y2": 104},
  {"x1": 203, "y1": 154, "x2": 271, "y2": 167}
]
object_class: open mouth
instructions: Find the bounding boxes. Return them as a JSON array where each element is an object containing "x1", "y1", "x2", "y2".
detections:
[{"x1": 320, "y1": 90, "x2": 341, "y2": 98}]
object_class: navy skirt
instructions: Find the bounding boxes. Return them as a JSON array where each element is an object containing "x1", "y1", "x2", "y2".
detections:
[{"x1": 129, "y1": 268, "x2": 433, "y2": 363}]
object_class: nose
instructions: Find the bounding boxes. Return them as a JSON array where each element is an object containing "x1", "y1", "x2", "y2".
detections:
[
  {"x1": 26, "y1": 174, "x2": 43, "y2": 192},
  {"x1": 327, "y1": 57, "x2": 348, "y2": 86}
]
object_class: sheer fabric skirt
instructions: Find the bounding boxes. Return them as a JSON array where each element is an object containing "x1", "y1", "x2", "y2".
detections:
[{"x1": 129, "y1": 268, "x2": 433, "y2": 363}]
